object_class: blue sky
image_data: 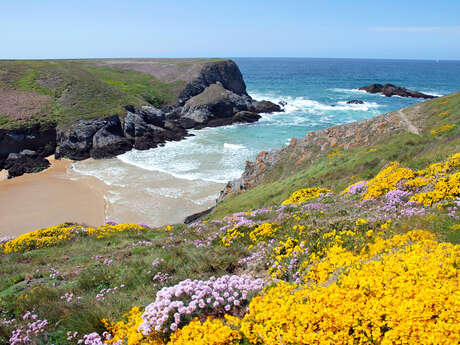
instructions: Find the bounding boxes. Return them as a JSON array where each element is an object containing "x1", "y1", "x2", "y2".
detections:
[{"x1": 1, "y1": 0, "x2": 459, "y2": 59}]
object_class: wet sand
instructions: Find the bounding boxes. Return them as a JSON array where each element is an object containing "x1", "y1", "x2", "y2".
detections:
[
  {"x1": 0, "y1": 157, "x2": 106, "y2": 237},
  {"x1": 71, "y1": 158, "x2": 225, "y2": 228}
]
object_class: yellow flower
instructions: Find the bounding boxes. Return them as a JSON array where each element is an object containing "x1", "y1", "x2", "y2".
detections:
[{"x1": 282, "y1": 187, "x2": 332, "y2": 205}]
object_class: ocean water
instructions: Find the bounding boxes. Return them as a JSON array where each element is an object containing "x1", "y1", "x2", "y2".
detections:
[{"x1": 72, "y1": 58, "x2": 460, "y2": 224}]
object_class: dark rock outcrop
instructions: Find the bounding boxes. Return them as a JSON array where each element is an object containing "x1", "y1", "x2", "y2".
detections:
[
  {"x1": 2, "y1": 59, "x2": 282, "y2": 178},
  {"x1": 0, "y1": 123, "x2": 56, "y2": 175},
  {"x1": 249, "y1": 101, "x2": 283, "y2": 114},
  {"x1": 179, "y1": 60, "x2": 248, "y2": 104},
  {"x1": 184, "y1": 207, "x2": 215, "y2": 224},
  {"x1": 347, "y1": 100, "x2": 364, "y2": 104},
  {"x1": 232, "y1": 111, "x2": 261, "y2": 123},
  {"x1": 55, "y1": 119, "x2": 107, "y2": 160},
  {"x1": 4, "y1": 150, "x2": 50, "y2": 178},
  {"x1": 359, "y1": 84, "x2": 436, "y2": 99},
  {"x1": 90, "y1": 116, "x2": 133, "y2": 159}
]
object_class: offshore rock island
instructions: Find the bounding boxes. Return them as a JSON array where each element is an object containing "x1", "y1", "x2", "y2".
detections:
[{"x1": 0, "y1": 59, "x2": 281, "y2": 178}]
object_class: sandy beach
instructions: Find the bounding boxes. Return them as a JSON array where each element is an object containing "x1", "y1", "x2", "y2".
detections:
[
  {"x1": 0, "y1": 155, "x2": 225, "y2": 238},
  {"x1": 71, "y1": 157, "x2": 225, "y2": 228},
  {"x1": 0, "y1": 157, "x2": 106, "y2": 237}
]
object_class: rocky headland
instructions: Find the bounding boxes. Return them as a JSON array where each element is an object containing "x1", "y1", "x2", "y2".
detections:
[
  {"x1": 0, "y1": 59, "x2": 281, "y2": 177},
  {"x1": 359, "y1": 83, "x2": 437, "y2": 98}
]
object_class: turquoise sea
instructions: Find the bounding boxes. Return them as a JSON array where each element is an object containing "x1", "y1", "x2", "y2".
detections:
[{"x1": 72, "y1": 58, "x2": 460, "y2": 224}]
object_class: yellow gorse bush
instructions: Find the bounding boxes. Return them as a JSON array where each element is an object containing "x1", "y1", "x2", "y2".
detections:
[
  {"x1": 240, "y1": 230, "x2": 460, "y2": 345},
  {"x1": 220, "y1": 226, "x2": 245, "y2": 247},
  {"x1": 344, "y1": 152, "x2": 460, "y2": 206},
  {"x1": 248, "y1": 223, "x2": 278, "y2": 243},
  {"x1": 103, "y1": 306, "x2": 165, "y2": 345},
  {"x1": 168, "y1": 317, "x2": 241, "y2": 345},
  {"x1": 439, "y1": 110, "x2": 452, "y2": 118},
  {"x1": 86, "y1": 223, "x2": 146, "y2": 239},
  {"x1": 2, "y1": 223, "x2": 147, "y2": 254},
  {"x1": 430, "y1": 124, "x2": 456, "y2": 136},
  {"x1": 282, "y1": 187, "x2": 332, "y2": 205},
  {"x1": 411, "y1": 171, "x2": 460, "y2": 206},
  {"x1": 363, "y1": 162, "x2": 414, "y2": 199},
  {"x1": 2, "y1": 223, "x2": 84, "y2": 254}
]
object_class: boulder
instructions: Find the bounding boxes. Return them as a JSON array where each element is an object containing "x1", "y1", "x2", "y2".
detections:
[
  {"x1": 232, "y1": 111, "x2": 261, "y2": 123},
  {"x1": 5, "y1": 150, "x2": 50, "y2": 178},
  {"x1": 347, "y1": 100, "x2": 364, "y2": 104},
  {"x1": 249, "y1": 100, "x2": 283, "y2": 114}
]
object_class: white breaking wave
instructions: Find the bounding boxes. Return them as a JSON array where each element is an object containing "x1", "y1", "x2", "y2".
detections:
[
  {"x1": 250, "y1": 92, "x2": 381, "y2": 115},
  {"x1": 224, "y1": 143, "x2": 246, "y2": 150},
  {"x1": 329, "y1": 88, "x2": 367, "y2": 93},
  {"x1": 424, "y1": 91, "x2": 444, "y2": 97},
  {"x1": 117, "y1": 131, "x2": 247, "y2": 184}
]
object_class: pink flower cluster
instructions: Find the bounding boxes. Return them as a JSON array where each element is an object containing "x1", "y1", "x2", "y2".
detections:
[
  {"x1": 131, "y1": 240, "x2": 153, "y2": 248},
  {"x1": 448, "y1": 198, "x2": 459, "y2": 219},
  {"x1": 77, "y1": 332, "x2": 105, "y2": 345},
  {"x1": 153, "y1": 272, "x2": 169, "y2": 283},
  {"x1": 49, "y1": 267, "x2": 60, "y2": 279},
  {"x1": 95, "y1": 284, "x2": 125, "y2": 301},
  {"x1": 140, "y1": 274, "x2": 264, "y2": 334},
  {"x1": 0, "y1": 236, "x2": 14, "y2": 245},
  {"x1": 9, "y1": 312, "x2": 48, "y2": 345},
  {"x1": 67, "y1": 331, "x2": 79, "y2": 341},
  {"x1": 60, "y1": 292, "x2": 81, "y2": 303},
  {"x1": 344, "y1": 181, "x2": 368, "y2": 196},
  {"x1": 152, "y1": 258, "x2": 164, "y2": 267}
]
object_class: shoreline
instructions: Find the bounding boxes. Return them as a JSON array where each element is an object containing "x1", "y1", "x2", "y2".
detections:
[
  {"x1": 0, "y1": 156, "x2": 107, "y2": 237},
  {"x1": 70, "y1": 157, "x2": 225, "y2": 228}
]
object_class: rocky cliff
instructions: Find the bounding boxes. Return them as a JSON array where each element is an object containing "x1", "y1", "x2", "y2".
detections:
[
  {"x1": 0, "y1": 59, "x2": 281, "y2": 177},
  {"x1": 218, "y1": 92, "x2": 451, "y2": 200}
]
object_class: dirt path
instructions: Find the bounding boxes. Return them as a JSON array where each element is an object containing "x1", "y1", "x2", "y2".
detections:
[{"x1": 397, "y1": 108, "x2": 421, "y2": 135}]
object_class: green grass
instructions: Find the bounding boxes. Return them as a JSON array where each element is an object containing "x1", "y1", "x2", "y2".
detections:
[
  {"x1": 0, "y1": 226, "x2": 250, "y2": 344},
  {"x1": 0, "y1": 59, "x2": 204, "y2": 129}
]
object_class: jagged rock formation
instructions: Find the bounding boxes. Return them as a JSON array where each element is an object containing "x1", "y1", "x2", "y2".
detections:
[
  {"x1": 0, "y1": 59, "x2": 281, "y2": 177},
  {"x1": 359, "y1": 84, "x2": 436, "y2": 99}
]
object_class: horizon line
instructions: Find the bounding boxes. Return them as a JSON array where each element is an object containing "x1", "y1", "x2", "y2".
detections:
[{"x1": 1, "y1": 56, "x2": 460, "y2": 62}]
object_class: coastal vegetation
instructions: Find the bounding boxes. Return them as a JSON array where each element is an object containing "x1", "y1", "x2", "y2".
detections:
[{"x1": 1, "y1": 141, "x2": 459, "y2": 343}]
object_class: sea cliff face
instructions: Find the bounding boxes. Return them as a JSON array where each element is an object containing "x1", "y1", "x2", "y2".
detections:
[{"x1": 0, "y1": 59, "x2": 281, "y2": 177}]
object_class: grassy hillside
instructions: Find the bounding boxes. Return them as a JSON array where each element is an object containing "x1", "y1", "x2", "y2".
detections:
[
  {"x1": 0, "y1": 59, "x2": 220, "y2": 129},
  {"x1": 0, "y1": 150, "x2": 458, "y2": 344},
  {"x1": 0, "y1": 93, "x2": 458, "y2": 344},
  {"x1": 211, "y1": 92, "x2": 460, "y2": 218}
]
